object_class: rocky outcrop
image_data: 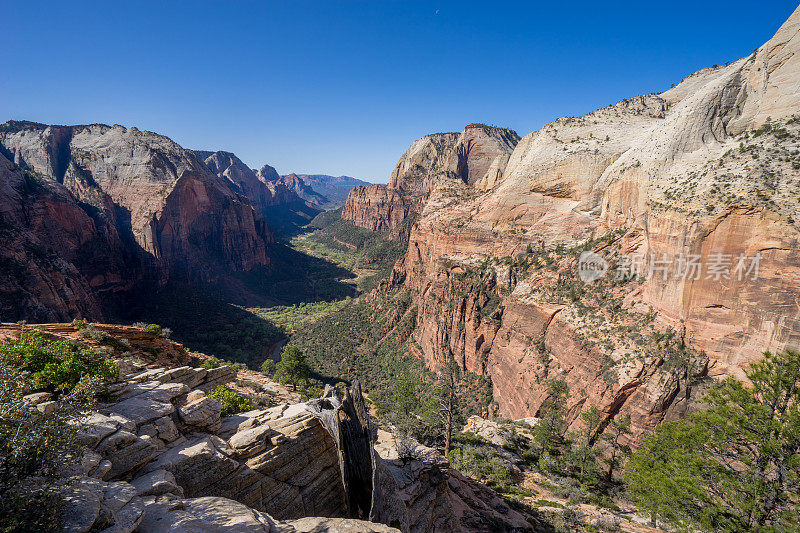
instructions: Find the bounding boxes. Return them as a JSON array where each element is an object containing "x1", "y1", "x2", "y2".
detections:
[
  {"x1": 63, "y1": 480, "x2": 400, "y2": 533},
  {"x1": 374, "y1": 7, "x2": 800, "y2": 444},
  {"x1": 342, "y1": 125, "x2": 520, "y2": 240},
  {"x1": 16, "y1": 323, "x2": 529, "y2": 533}
]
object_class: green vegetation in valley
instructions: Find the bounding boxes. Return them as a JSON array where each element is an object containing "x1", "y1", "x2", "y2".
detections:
[
  {"x1": 252, "y1": 299, "x2": 350, "y2": 334},
  {"x1": 294, "y1": 207, "x2": 407, "y2": 293}
]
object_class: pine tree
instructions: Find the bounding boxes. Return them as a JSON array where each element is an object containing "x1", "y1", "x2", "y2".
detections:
[
  {"x1": 274, "y1": 345, "x2": 310, "y2": 391},
  {"x1": 625, "y1": 350, "x2": 800, "y2": 531}
]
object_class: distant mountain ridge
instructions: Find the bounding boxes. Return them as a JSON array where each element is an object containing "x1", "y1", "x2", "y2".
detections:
[{"x1": 287, "y1": 174, "x2": 370, "y2": 209}]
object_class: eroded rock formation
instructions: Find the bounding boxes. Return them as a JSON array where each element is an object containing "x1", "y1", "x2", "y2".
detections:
[
  {"x1": 346, "y1": 7, "x2": 800, "y2": 443},
  {"x1": 0, "y1": 123, "x2": 275, "y2": 321},
  {"x1": 4, "y1": 323, "x2": 530, "y2": 532},
  {"x1": 342, "y1": 124, "x2": 520, "y2": 240}
]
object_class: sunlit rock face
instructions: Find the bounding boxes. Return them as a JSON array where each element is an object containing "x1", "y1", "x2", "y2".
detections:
[
  {"x1": 377, "y1": 7, "x2": 800, "y2": 443},
  {"x1": 0, "y1": 122, "x2": 274, "y2": 320},
  {"x1": 342, "y1": 124, "x2": 520, "y2": 240}
]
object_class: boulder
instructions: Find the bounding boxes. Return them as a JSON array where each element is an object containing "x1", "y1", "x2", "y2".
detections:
[
  {"x1": 130, "y1": 469, "x2": 184, "y2": 498},
  {"x1": 179, "y1": 395, "x2": 222, "y2": 431},
  {"x1": 61, "y1": 477, "x2": 144, "y2": 533}
]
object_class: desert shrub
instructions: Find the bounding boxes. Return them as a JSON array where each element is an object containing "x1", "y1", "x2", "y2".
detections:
[
  {"x1": 393, "y1": 430, "x2": 422, "y2": 461},
  {"x1": 206, "y1": 385, "x2": 250, "y2": 416},
  {"x1": 260, "y1": 359, "x2": 276, "y2": 375},
  {"x1": 4, "y1": 330, "x2": 118, "y2": 392},
  {"x1": 76, "y1": 323, "x2": 129, "y2": 352},
  {"x1": 0, "y1": 337, "x2": 100, "y2": 532},
  {"x1": 200, "y1": 356, "x2": 224, "y2": 370},
  {"x1": 144, "y1": 324, "x2": 162, "y2": 336},
  {"x1": 299, "y1": 379, "x2": 324, "y2": 400},
  {"x1": 447, "y1": 443, "x2": 513, "y2": 492}
]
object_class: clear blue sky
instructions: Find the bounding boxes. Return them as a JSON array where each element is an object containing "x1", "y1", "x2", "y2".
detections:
[{"x1": 1, "y1": 1, "x2": 796, "y2": 183}]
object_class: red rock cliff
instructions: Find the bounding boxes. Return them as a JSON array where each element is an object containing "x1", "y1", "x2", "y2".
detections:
[{"x1": 384, "y1": 7, "x2": 800, "y2": 443}]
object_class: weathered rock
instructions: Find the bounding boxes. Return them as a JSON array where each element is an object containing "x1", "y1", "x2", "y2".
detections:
[
  {"x1": 462, "y1": 416, "x2": 513, "y2": 447},
  {"x1": 342, "y1": 124, "x2": 520, "y2": 239},
  {"x1": 23, "y1": 391, "x2": 52, "y2": 404},
  {"x1": 95, "y1": 429, "x2": 157, "y2": 479},
  {"x1": 108, "y1": 397, "x2": 175, "y2": 427},
  {"x1": 286, "y1": 517, "x2": 400, "y2": 532},
  {"x1": 77, "y1": 413, "x2": 121, "y2": 447},
  {"x1": 130, "y1": 469, "x2": 184, "y2": 498},
  {"x1": 61, "y1": 477, "x2": 144, "y2": 533},
  {"x1": 179, "y1": 395, "x2": 222, "y2": 431},
  {"x1": 0, "y1": 122, "x2": 274, "y2": 322},
  {"x1": 353, "y1": 7, "x2": 800, "y2": 444}
]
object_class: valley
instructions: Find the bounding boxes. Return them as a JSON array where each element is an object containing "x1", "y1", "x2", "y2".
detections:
[{"x1": 2, "y1": 4, "x2": 800, "y2": 532}]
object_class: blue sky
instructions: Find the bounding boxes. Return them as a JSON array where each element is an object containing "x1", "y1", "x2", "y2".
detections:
[{"x1": 1, "y1": 1, "x2": 796, "y2": 183}]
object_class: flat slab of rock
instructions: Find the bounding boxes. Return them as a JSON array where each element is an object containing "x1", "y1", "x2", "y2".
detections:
[
  {"x1": 109, "y1": 397, "x2": 174, "y2": 427},
  {"x1": 131, "y1": 469, "x2": 184, "y2": 497}
]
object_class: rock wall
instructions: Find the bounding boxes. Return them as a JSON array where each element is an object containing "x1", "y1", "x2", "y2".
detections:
[
  {"x1": 342, "y1": 125, "x2": 520, "y2": 240},
  {"x1": 376, "y1": 7, "x2": 800, "y2": 444},
  {"x1": 0, "y1": 122, "x2": 274, "y2": 320},
  {"x1": 0, "y1": 154, "x2": 139, "y2": 321}
]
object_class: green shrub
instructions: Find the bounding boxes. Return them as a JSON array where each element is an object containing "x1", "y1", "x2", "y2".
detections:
[
  {"x1": 206, "y1": 385, "x2": 250, "y2": 416},
  {"x1": 260, "y1": 359, "x2": 276, "y2": 375},
  {"x1": 76, "y1": 324, "x2": 129, "y2": 352},
  {"x1": 447, "y1": 444, "x2": 513, "y2": 492},
  {"x1": 144, "y1": 324, "x2": 162, "y2": 336},
  {"x1": 4, "y1": 331, "x2": 118, "y2": 392},
  {"x1": 1, "y1": 337, "x2": 100, "y2": 532},
  {"x1": 200, "y1": 357, "x2": 224, "y2": 370}
]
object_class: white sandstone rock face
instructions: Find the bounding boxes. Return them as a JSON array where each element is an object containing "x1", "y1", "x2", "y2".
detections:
[{"x1": 384, "y1": 6, "x2": 800, "y2": 445}]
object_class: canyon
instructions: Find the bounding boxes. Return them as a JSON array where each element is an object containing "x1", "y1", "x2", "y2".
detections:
[
  {"x1": 0, "y1": 121, "x2": 360, "y2": 322},
  {"x1": 341, "y1": 5, "x2": 800, "y2": 443}
]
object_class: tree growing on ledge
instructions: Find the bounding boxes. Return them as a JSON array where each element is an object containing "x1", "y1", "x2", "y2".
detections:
[
  {"x1": 274, "y1": 345, "x2": 310, "y2": 391},
  {"x1": 625, "y1": 349, "x2": 800, "y2": 532}
]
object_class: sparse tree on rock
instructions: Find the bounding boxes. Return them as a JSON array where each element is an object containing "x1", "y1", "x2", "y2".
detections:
[
  {"x1": 274, "y1": 345, "x2": 310, "y2": 391},
  {"x1": 625, "y1": 350, "x2": 800, "y2": 531}
]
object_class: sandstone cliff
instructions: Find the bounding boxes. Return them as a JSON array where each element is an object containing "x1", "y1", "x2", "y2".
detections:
[
  {"x1": 0, "y1": 122, "x2": 273, "y2": 321},
  {"x1": 0, "y1": 154, "x2": 138, "y2": 321},
  {"x1": 364, "y1": 7, "x2": 800, "y2": 443},
  {"x1": 342, "y1": 124, "x2": 520, "y2": 240}
]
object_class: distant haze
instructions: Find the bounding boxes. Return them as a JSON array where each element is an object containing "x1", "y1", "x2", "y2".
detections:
[{"x1": 1, "y1": 1, "x2": 796, "y2": 183}]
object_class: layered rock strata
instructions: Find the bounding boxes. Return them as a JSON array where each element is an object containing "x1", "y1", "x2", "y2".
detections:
[
  {"x1": 349, "y1": 7, "x2": 800, "y2": 443},
  {"x1": 0, "y1": 123, "x2": 273, "y2": 320},
  {"x1": 342, "y1": 124, "x2": 520, "y2": 239}
]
